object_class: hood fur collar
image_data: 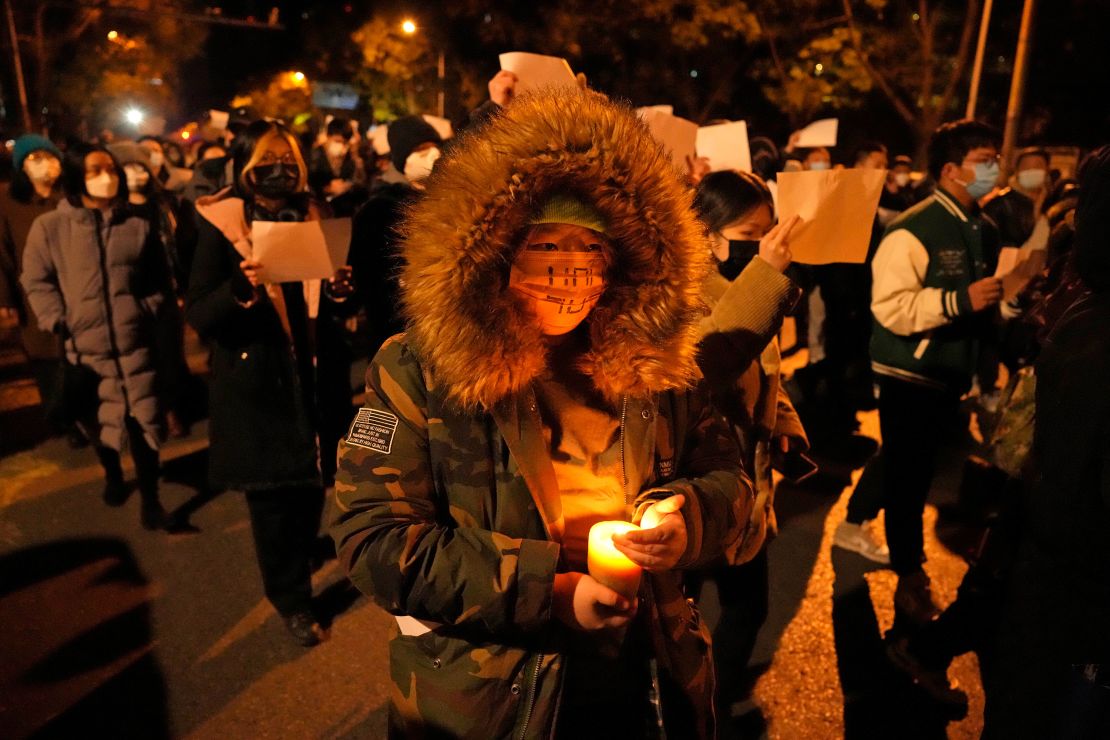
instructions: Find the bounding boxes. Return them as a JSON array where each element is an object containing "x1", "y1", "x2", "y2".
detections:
[{"x1": 399, "y1": 88, "x2": 711, "y2": 411}]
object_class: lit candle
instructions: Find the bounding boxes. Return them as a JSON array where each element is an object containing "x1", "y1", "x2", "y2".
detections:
[{"x1": 587, "y1": 520, "x2": 642, "y2": 599}]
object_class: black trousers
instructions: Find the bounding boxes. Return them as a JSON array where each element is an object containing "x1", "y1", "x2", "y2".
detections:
[
  {"x1": 876, "y1": 376, "x2": 959, "y2": 576},
  {"x1": 95, "y1": 415, "x2": 160, "y2": 497},
  {"x1": 244, "y1": 486, "x2": 324, "y2": 616},
  {"x1": 687, "y1": 549, "x2": 771, "y2": 714}
]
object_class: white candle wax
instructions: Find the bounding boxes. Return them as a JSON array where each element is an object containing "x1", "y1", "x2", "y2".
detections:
[{"x1": 587, "y1": 520, "x2": 642, "y2": 599}]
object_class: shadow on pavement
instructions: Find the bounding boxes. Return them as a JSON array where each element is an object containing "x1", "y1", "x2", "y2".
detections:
[
  {"x1": 0, "y1": 538, "x2": 169, "y2": 739},
  {"x1": 160, "y1": 448, "x2": 223, "y2": 533},
  {"x1": 831, "y1": 548, "x2": 954, "y2": 739}
]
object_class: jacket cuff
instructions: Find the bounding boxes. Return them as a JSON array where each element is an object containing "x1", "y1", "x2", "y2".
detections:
[
  {"x1": 944, "y1": 289, "x2": 970, "y2": 319},
  {"x1": 514, "y1": 538, "x2": 560, "y2": 634}
]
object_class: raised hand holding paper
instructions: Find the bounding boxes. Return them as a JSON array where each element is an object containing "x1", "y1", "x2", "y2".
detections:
[
  {"x1": 498, "y1": 52, "x2": 576, "y2": 95},
  {"x1": 776, "y1": 169, "x2": 885, "y2": 265},
  {"x1": 696, "y1": 120, "x2": 751, "y2": 173},
  {"x1": 793, "y1": 118, "x2": 839, "y2": 148},
  {"x1": 251, "y1": 218, "x2": 352, "y2": 284}
]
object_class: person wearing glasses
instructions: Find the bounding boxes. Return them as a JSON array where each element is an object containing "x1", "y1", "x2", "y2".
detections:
[
  {"x1": 186, "y1": 120, "x2": 356, "y2": 647},
  {"x1": 868, "y1": 120, "x2": 1004, "y2": 628}
]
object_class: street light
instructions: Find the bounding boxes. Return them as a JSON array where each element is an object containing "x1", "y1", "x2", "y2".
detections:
[
  {"x1": 292, "y1": 70, "x2": 306, "y2": 83},
  {"x1": 401, "y1": 19, "x2": 416, "y2": 34},
  {"x1": 124, "y1": 107, "x2": 145, "y2": 126}
]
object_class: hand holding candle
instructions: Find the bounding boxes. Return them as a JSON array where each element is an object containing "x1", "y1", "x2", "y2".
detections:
[{"x1": 613, "y1": 494, "x2": 688, "y2": 572}]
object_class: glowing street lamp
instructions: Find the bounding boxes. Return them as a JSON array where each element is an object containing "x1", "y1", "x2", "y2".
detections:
[
  {"x1": 401, "y1": 19, "x2": 416, "y2": 34},
  {"x1": 124, "y1": 107, "x2": 145, "y2": 126},
  {"x1": 107, "y1": 30, "x2": 119, "y2": 41},
  {"x1": 292, "y1": 70, "x2": 306, "y2": 83}
]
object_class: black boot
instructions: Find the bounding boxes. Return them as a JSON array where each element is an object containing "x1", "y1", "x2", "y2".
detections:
[
  {"x1": 283, "y1": 611, "x2": 327, "y2": 647},
  {"x1": 97, "y1": 446, "x2": 130, "y2": 507}
]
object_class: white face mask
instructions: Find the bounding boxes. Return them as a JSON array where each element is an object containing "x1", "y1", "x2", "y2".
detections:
[
  {"x1": 86, "y1": 171, "x2": 119, "y2": 200},
  {"x1": 404, "y1": 146, "x2": 441, "y2": 181},
  {"x1": 894, "y1": 172, "x2": 911, "y2": 188},
  {"x1": 1017, "y1": 168, "x2": 1047, "y2": 191},
  {"x1": 124, "y1": 164, "x2": 150, "y2": 191},
  {"x1": 25, "y1": 157, "x2": 61, "y2": 185},
  {"x1": 807, "y1": 161, "x2": 830, "y2": 171},
  {"x1": 326, "y1": 141, "x2": 349, "y2": 158},
  {"x1": 148, "y1": 150, "x2": 165, "y2": 170}
]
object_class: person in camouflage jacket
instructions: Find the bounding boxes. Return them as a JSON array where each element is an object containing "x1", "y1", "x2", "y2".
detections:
[{"x1": 331, "y1": 87, "x2": 758, "y2": 739}]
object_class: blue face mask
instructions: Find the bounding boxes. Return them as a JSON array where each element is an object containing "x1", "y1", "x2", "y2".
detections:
[{"x1": 958, "y1": 161, "x2": 1000, "y2": 199}]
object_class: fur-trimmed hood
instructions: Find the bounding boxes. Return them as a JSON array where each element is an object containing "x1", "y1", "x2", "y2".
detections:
[{"x1": 399, "y1": 88, "x2": 712, "y2": 411}]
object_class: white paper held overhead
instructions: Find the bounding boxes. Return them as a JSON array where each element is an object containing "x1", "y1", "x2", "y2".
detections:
[
  {"x1": 776, "y1": 169, "x2": 886, "y2": 265},
  {"x1": 793, "y1": 118, "x2": 839, "y2": 148},
  {"x1": 251, "y1": 218, "x2": 352, "y2": 284},
  {"x1": 499, "y1": 52, "x2": 577, "y2": 95},
  {"x1": 696, "y1": 121, "x2": 751, "y2": 173}
]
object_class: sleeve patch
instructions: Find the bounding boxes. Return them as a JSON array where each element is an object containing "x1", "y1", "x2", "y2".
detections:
[{"x1": 346, "y1": 408, "x2": 399, "y2": 454}]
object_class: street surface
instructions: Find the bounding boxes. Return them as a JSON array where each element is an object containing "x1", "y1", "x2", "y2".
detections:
[{"x1": 0, "y1": 322, "x2": 986, "y2": 738}]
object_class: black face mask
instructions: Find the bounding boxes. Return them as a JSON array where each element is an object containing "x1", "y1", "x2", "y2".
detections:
[
  {"x1": 197, "y1": 156, "x2": 227, "y2": 181},
  {"x1": 251, "y1": 163, "x2": 300, "y2": 199},
  {"x1": 716, "y1": 239, "x2": 760, "y2": 281}
]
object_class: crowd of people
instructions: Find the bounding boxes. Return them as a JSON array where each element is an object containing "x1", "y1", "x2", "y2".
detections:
[{"x1": 1, "y1": 67, "x2": 1106, "y2": 739}]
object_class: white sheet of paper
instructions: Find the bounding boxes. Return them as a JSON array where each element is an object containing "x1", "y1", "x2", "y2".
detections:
[
  {"x1": 776, "y1": 168, "x2": 886, "y2": 264},
  {"x1": 794, "y1": 118, "x2": 839, "y2": 148},
  {"x1": 639, "y1": 108, "x2": 698, "y2": 173},
  {"x1": 636, "y1": 105, "x2": 674, "y2": 116},
  {"x1": 499, "y1": 52, "x2": 576, "y2": 95},
  {"x1": 696, "y1": 121, "x2": 751, "y2": 173},
  {"x1": 422, "y1": 114, "x2": 454, "y2": 141},
  {"x1": 995, "y1": 247, "x2": 1021, "y2": 277},
  {"x1": 209, "y1": 110, "x2": 230, "y2": 130},
  {"x1": 251, "y1": 218, "x2": 352, "y2": 283},
  {"x1": 369, "y1": 125, "x2": 390, "y2": 155}
]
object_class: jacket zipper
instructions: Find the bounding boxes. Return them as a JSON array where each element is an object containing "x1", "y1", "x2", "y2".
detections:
[
  {"x1": 620, "y1": 395, "x2": 629, "y2": 505},
  {"x1": 93, "y1": 210, "x2": 130, "y2": 411},
  {"x1": 517, "y1": 654, "x2": 543, "y2": 740}
]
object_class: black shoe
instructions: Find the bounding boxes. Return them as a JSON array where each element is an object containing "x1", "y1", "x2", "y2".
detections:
[
  {"x1": 140, "y1": 497, "x2": 168, "y2": 530},
  {"x1": 884, "y1": 634, "x2": 969, "y2": 719},
  {"x1": 283, "y1": 611, "x2": 326, "y2": 647},
  {"x1": 103, "y1": 479, "x2": 129, "y2": 507}
]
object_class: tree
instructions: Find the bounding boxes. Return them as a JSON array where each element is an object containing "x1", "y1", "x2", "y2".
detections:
[
  {"x1": 349, "y1": 14, "x2": 436, "y2": 120},
  {"x1": 228, "y1": 71, "x2": 314, "y2": 131},
  {"x1": 25, "y1": 0, "x2": 206, "y2": 135},
  {"x1": 755, "y1": 0, "x2": 980, "y2": 155}
]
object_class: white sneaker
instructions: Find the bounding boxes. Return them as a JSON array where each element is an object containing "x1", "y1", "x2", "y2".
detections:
[{"x1": 833, "y1": 520, "x2": 891, "y2": 565}]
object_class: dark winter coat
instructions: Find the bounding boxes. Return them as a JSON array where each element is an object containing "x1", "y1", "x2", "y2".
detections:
[
  {"x1": 0, "y1": 182, "x2": 60, "y2": 359},
  {"x1": 186, "y1": 193, "x2": 353, "y2": 491},
  {"x1": 21, "y1": 200, "x2": 168, "y2": 450}
]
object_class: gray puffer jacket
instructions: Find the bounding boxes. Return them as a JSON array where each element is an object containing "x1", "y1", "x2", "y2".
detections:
[{"x1": 21, "y1": 200, "x2": 167, "y2": 450}]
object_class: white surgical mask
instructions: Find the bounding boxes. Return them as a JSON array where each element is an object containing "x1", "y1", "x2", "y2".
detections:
[
  {"x1": 1017, "y1": 168, "x2": 1047, "y2": 191},
  {"x1": 894, "y1": 172, "x2": 911, "y2": 188},
  {"x1": 148, "y1": 150, "x2": 165, "y2": 170},
  {"x1": 404, "y1": 146, "x2": 441, "y2": 181},
  {"x1": 25, "y1": 157, "x2": 60, "y2": 184},
  {"x1": 124, "y1": 164, "x2": 150, "y2": 191},
  {"x1": 808, "y1": 161, "x2": 830, "y2": 171},
  {"x1": 326, "y1": 141, "x2": 349, "y2": 158},
  {"x1": 86, "y1": 172, "x2": 119, "y2": 200}
]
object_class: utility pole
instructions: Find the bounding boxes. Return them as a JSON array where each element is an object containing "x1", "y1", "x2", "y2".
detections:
[
  {"x1": 966, "y1": 0, "x2": 994, "y2": 119},
  {"x1": 1001, "y1": 0, "x2": 1037, "y2": 178},
  {"x1": 4, "y1": 0, "x2": 32, "y2": 131}
]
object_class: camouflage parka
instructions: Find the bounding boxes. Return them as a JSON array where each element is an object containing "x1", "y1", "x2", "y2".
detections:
[{"x1": 330, "y1": 88, "x2": 757, "y2": 738}]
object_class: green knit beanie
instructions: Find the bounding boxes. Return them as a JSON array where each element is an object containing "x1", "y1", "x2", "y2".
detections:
[{"x1": 529, "y1": 194, "x2": 608, "y2": 235}]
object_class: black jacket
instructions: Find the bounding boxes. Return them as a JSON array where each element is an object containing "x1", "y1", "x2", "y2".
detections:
[{"x1": 186, "y1": 209, "x2": 355, "y2": 490}]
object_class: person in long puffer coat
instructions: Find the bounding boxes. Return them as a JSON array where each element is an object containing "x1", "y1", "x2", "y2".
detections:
[{"x1": 22, "y1": 142, "x2": 171, "y2": 529}]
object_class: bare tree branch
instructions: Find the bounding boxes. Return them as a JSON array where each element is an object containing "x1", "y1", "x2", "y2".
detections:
[
  {"x1": 840, "y1": 0, "x2": 918, "y2": 125},
  {"x1": 936, "y1": 0, "x2": 981, "y2": 118}
]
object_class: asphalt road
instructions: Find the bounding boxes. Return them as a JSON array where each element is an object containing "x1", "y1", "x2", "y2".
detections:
[{"x1": 0, "y1": 328, "x2": 988, "y2": 739}]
